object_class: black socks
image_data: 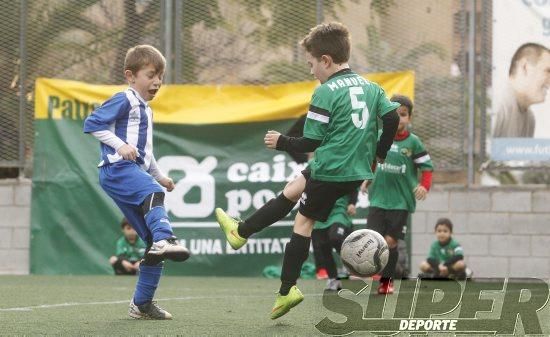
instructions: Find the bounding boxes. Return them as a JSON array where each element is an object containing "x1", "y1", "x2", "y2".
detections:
[
  {"x1": 237, "y1": 193, "x2": 296, "y2": 238},
  {"x1": 381, "y1": 246, "x2": 399, "y2": 280},
  {"x1": 279, "y1": 232, "x2": 311, "y2": 295}
]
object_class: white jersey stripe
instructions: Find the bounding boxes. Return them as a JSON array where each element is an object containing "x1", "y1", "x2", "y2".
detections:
[
  {"x1": 143, "y1": 105, "x2": 154, "y2": 169},
  {"x1": 307, "y1": 111, "x2": 330, "y2": 124},
  {"x1": 413, "y1": 154, "x2": 431, "y2": 164}
]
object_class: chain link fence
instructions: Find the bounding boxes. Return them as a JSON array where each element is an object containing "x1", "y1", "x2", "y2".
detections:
[{"x1": 1, "y1": 0, "x2": 475, "y2": 176}]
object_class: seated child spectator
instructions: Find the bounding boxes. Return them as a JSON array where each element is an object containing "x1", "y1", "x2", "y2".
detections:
[
  {"x1": 419, "y1": 218, "x2": 472, "y2": 280},
  {"x1": 109, "y1": 218, "x2": 147, "y2": 275}
]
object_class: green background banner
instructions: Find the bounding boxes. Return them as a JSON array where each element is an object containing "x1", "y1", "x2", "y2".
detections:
[
  {"x1": 31, "y1": 72, "x2": 413, "y2": 275},
  {"x1": 31, "y1": 117, "x2": 371, "y2": 275}
]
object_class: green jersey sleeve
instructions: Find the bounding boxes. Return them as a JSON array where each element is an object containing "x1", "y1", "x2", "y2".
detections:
[
  {"x1": 303, "y1": 86, "x2": 331, "y2": 140},
  {"x1": 411, "y1": 135, "x2": 434, "y2": 171},
  {"x1": 376, "y1": 86, "x2": 400, "y2": 117}
]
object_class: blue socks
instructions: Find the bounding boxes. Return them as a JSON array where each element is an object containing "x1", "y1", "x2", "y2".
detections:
[
  {"x1": 144, "y1": 206, "x2": 174, "y2": 242},
  {"x1": 133, "y1": 263, "x2": 163, "y2": 305}
]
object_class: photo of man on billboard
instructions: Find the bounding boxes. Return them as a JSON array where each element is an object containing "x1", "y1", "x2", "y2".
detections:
[{"x1": 493, "y1": 43, "x2": 550, "y2": 138}]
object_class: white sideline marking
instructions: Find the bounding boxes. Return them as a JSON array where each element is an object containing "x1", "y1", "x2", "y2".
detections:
[{"x1": 0, "y1": 293, "x2": 324, "y2": 312}]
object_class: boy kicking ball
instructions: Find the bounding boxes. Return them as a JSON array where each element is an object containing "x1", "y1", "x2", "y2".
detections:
[
  {"x1": 215, "y1": 22, "x2": 400, "y2": 319},
  {"x1": 84, "y1": 45, "x2": 190, "y2": 319}
]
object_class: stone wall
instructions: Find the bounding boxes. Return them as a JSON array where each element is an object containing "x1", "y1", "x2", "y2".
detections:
[
  {"x1": 0, "y1": 178, "x2": 31, "y2": 275},
  {"x1": 411, "y1": 186, "x2": 550, "y2": 278}
]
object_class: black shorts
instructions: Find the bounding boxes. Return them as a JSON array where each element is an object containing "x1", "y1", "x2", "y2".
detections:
[
  {"x1": 299, "y1": 169, "x2": 362, "y2": 222},
  {"x1": 367, "y1": 206, "x2": 409, "y2": 240}
]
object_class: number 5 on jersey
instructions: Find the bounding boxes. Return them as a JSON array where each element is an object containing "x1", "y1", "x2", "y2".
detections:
[{"x1": 349, "y1": 86, "x2": 369, "y2": 129}]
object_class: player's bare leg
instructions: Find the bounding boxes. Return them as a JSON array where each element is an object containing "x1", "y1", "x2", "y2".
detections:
[{"x1": 216, "y1": 174, "x2": 305, "y2": 250}]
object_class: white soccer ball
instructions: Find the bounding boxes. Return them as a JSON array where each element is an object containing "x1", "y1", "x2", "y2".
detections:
[{"x1": 340, "y1": 229, "x2": 389, "y2": 277}]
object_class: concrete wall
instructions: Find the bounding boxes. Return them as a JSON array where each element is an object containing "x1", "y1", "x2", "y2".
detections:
[
  {"x1": 2, "y1": 178, "x2": 550, "y2": 278},
  {"x1": 412, "y1": 185, "x2": 550, "y2": 279},
  {"x1": 0, "y1": 178, "x2": 31, "y2": 275}
]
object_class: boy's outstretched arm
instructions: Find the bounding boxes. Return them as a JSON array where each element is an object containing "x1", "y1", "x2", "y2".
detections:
[
  {"x1": 375, "y1": 109, "x2": 399, "y2": 163},
  {"x1": 264, "y1": 130, "x2": 321, "y2": 153}
]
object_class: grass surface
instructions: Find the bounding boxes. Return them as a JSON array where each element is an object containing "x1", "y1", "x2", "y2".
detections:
[{"x1": 0, "y1": 276, "x2": 548, "y2": 336}]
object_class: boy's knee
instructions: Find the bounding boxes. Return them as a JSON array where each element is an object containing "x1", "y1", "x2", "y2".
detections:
[
  {"x1": 109, "y1": 256, "x2": 118, "y2": 265},
  {"x1": 420, "y1": 261, "x2": 432, "y2": 272},
  {"x1": 453, "y1": 260, "x2": 465, "y2": 271},
  {"x1": 141, "y1": 192, "x2": 165, "y2": 215},
  {"x1": 283, "y1": 175, "x2": 306, "y2": 202}
]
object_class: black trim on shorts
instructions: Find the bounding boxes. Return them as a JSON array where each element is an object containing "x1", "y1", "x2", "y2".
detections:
[{"x1": 299, "y1": 169, "x2": 362, "y2": 222}]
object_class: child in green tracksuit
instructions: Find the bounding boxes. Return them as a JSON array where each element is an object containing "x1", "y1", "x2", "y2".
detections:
[
  {"x1": 419, "y1": 218, "x2": 471, "y2": 279},
  {"x1": 109, "y1": 218, "x2": 146, "y2": 275}
]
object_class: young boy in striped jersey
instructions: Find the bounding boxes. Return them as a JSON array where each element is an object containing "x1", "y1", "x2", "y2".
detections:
[
  {"x1": 365, "y1": 94, "x2": 434, "y2": 294},
  {"x1": 84, "y1": 45, "x2": 189, "y2": 320},
  {"x1": 214, "y1": 22, "x2": 400, "y2": 319}
]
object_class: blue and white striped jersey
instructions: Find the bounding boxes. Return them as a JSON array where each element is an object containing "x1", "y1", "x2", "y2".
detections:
[{"x1": 84, "y1": 88, "x2": 155, "y2": 171}]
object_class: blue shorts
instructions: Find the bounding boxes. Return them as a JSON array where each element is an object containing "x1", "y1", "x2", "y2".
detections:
[
  {"x1": 99, "y1": 160, "x2": 163, "y2": 206},
  {"x1": 100, "y1": 160, "x2": 165, "y2": 245}
]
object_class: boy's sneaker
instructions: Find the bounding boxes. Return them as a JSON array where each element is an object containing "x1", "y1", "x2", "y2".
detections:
[
  {"x1": 378, "y1": 279, "x2": 394, "y2": 294},
  {"x1": 215, "y1": 208, "x2": 247, "y2": 250},
  {"x1": 326, "y1": 278, "x2": 342, "y2": 291},
  {"x1": 270, "y1": 285, "x2": 304, "y2": 320},
  {"x1": 146, "y1": 236, "x2": 190, "y2": 264},
  {"x1": 129, "y1": 300, "x2": 172, "y2": 320},
  {"x1": 316, "y1": 268, "x2": 329, "y2": 280},
  {"x1": 452, "y1": 268, "x2": 474, "y2": 281}
]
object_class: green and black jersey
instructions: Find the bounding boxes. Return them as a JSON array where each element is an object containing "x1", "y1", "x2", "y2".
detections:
[
  {"x1": 428, "y1": 238, "x2": 464, "y2": 264},
  {"x1": 115, "y1": 236, "x2": 146, "y2": 262},
  {"x1": 304, "y1": 69, "x2": 399, "y2": 182},
  {"x1": 368, "y1": 131, "x2": 433, "y2": 212}
]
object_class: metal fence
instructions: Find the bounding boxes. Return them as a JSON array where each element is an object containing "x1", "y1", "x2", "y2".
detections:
[{"x1": 1, "y1": 0, "x2": 481, "y2": 177}]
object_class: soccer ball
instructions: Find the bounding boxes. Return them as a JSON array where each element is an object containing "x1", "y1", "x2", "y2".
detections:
[{"x1": 340, "y1": 229, "x2": 389, "y2": 277}]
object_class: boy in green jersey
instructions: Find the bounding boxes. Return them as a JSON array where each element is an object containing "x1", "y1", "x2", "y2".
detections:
[
  {"x1": 312, "y1": 191, "x2": 357, "y2": 291},
  {"x1": 365, "y1": 94, "x2": 434, "y2": 294},
  {"x1": 109, "y1": 218, "x2": 147, "y2": 275},
  {"x1": 419, "y1": 218, "x2": 471, "y2": 279},
  {"x1": 215, "y1": 22, "x2": 399, "y2": 319}
]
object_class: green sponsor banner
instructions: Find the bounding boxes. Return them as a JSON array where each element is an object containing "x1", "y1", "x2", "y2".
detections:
[
  {"x1": 30, "y1": 117, "x2": 371, "y2": 275},
  {"x1": 31, "y1": 73, "x2": 413, "y2": 275}
]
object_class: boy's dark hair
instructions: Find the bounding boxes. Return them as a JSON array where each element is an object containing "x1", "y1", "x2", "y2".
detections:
[
  {"x1": 509, "y1": 42, "x2": 549, "y2": 76},
  {"x1": 120, "y1": 217, "x2": 131, "y2": 229},
  {"x1": 300, "y1": 22, "x2": 350, "y2": 64},
  {"x1": 435, "y1": 218, "x2": 453, "y2": 232},
  {"x1": 391, "y1": 94, "x2": 414, "y2": 116},
  {"x1": 124, "y1": 45, "x2": 166, "y2": 75}
]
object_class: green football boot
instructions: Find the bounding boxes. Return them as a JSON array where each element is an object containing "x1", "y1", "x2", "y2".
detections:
[
  {"x1": 270, "y1": 286, "x2": 304, "y2": 320},
  {"x1": 214, "y1": 208, "x2": 247, "y2": 250}
]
